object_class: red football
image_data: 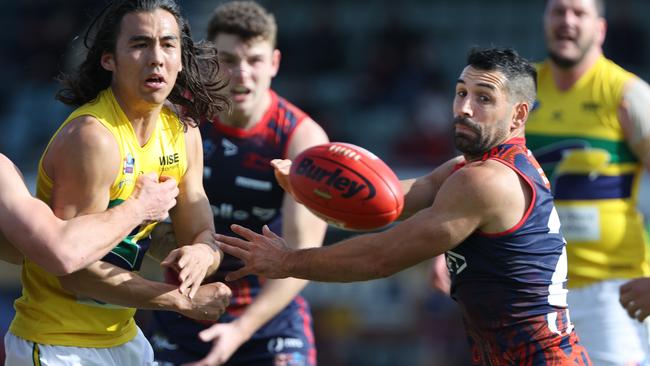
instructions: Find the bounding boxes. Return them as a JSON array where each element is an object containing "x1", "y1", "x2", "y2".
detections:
[{"x1": 289, "y1": 142, "x2": 404, "y2": 230}]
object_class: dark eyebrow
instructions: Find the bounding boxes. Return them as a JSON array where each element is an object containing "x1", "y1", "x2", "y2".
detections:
[
  {"x1": 477, "y1": 82, "x2": 497, "y2": 91},
  {"x1": 455, "y1": 78, "x2": 497, "y2": 92},
  {"x1": 218, "y1": 50, "x2": 236, "y2": 57},
  {"x1": 128, "y1": 34, "x2": 179, "y2": 43}
]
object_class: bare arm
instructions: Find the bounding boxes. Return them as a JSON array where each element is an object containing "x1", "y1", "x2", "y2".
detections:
[
  {"x1": 218, "y1": 160, "x2": 529, "y2": 282},
  {"x1": 0, "y1": 138, "x2": 177, "y2": 275},
  {"x1": 618, "y1": 77, "x2": 650, "y2": 321},
  {"x1": 59, "y1": 261, "x2": 230, "y2": 321},
  {"x1": 398, "y1": 155, "x2": 465, "y2": 219},
  {"x1": 163, "y1": 126, "x2": 222, "y2": 298},
  {"x1": 619, "y1": 78, "x2": 650, "y2": 171}
]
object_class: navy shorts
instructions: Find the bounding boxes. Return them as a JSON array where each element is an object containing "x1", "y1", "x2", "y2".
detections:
[{"x1": 147, "y1": 299, "x2": 316, "y2": 366}]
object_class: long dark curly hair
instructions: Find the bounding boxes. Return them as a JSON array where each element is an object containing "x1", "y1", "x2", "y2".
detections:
[{"x1": 56, "y1": 0, "x2": 229, "y2": 127}]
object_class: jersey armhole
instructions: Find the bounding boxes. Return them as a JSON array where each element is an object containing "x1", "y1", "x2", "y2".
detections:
[
  {"x1": 478, "y1": 158, "x2": 536, "y2": 238},
  {"x1": 282, "y1": 116, "x2": 307, "y2": 159}
]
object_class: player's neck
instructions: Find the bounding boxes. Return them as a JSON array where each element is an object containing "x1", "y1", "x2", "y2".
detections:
[
  {"x1": 465, "y1": 131, "x2": 525, "y2": 162},
  {"x1": 550, "y1": 48, "x2": 602, "y2": 91},
  {"x1": 111, "y1": 87, "x2": 163, "y2": 146}
]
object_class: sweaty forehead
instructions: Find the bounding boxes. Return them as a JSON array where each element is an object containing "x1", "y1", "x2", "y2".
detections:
[
  {"x1": 457, "y1": 66, "x2": 507, "y2": 92},
  {"x1": 119, "y1": 9, "x2": 180, "y2": 39}
]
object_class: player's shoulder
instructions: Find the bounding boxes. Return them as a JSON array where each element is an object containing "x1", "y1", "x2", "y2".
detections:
[
  {"x1": 53, "y1": 115, "x2": 118, "y2": 153},
  {"x1": 0, "y1": 154, "x2": 20, "y2": 183},
  {"x1": 457, "y1": 158, "x2": 512, "y2": 176},
  {"x1": 46, "y1": 115, "x2": 119, "y2": 169},
  {"x1": 623, "y1": 76, "x2": 650, "y2": 97},
  {"x1": 58, "y1": 115, "x2": 115, "y2": 147},
  {"x1": 0, "y1": 153, "x2": 11, "y2": 167},
  {"x1": 182, "y1": 123, "x2": 202, "y2": 145},
  {"x1": 286, "y1": 119, "x2": 328, "y2": 157},
  {"x1": 274, "y1": 91, "x2": 312, "y2": 122},
  {"x1": 449, "y1": 159, "x2": 519, "y2": 203}
]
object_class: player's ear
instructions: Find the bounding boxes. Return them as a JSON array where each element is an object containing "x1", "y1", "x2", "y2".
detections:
[
  {"x1": 101, "y1": 52, "x2": 115, "y2": 72},
  {"x1": 511, "y1": 102, "x2": 529, "y2": 130},
  {"x1": 270, "y1": 49, "x2": 281, "y2": 78}
]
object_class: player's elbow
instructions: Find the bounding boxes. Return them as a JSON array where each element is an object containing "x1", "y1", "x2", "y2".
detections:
[
  {"x1": 31, "y1": 258, "x2": 69, "y2": 275},
  {"x1": 18, "y1": 238, "x2": 73, "y2": 275},
  {"x1": 40, "y1": 254, "x2": 79, "y2": 276},
  {"x1": 38, "y1": 246, "x2": 89, "y2": 275},
  {"x1": 56, "y1": 258, "x2": 88, "y2": 275}
]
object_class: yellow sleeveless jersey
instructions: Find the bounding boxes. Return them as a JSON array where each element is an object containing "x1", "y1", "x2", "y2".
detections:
[
  {"x1": 10, "y1": 88, "x2": 187, "y2": 347},
  {"x1": 526, "y1": 56, "x2": 647, "y2": 288}
]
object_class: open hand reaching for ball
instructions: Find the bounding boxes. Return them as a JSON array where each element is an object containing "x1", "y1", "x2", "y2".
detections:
[{"x1": 214, "y1": 224, "x2": 293, "y2": 280}]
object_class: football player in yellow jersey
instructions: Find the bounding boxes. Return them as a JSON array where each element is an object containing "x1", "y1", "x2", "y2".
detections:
[
  {"x1": 525, "y1": 0, "x2": 650, "y2": 364},
  {"x1": 0, "y1": 154, "x2": 178, "y2": 275},
  {"x1": 4, "y1": 1, "x2": 232, "y2": 365}
]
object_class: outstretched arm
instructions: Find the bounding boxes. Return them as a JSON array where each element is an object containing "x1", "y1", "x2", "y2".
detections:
[
  {"x1": 0, "y1": 154, "x2": 178, "y2": 275},
  {"x1": 58, "y1": 261, "x2": 231, "y2": 321},
  {"x1": 194, "y1": 118, "x2": 329, "y2": 365},
  {"x1": 218, "y1": 160, "x2": 529, "y2": 282}
]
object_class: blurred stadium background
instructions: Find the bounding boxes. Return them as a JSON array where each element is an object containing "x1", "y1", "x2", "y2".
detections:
[{"x1": 1, "y1": 0, "x2": 650, "y2": 364}]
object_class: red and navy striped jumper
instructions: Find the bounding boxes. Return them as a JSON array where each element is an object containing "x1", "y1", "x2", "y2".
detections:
[
  {"x1": 447, "y1": 138, "x2": 591, "y2": 365},
  {"x1": 150, "y1": 90, "x2": 316, "y2": 366}
]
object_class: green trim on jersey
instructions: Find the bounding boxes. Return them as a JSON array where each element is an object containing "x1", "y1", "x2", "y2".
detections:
[{"x1": 526, "y1": 134, "x2": 638, "y2": 164}]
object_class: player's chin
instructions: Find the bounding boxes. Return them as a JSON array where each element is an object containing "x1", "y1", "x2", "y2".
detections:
[
  {"x1": 141, "y1": 91, "x2": 171, "y2": 105},
  {"x1": 454, "y1": 133, "x2": 474, "y2": 146}
]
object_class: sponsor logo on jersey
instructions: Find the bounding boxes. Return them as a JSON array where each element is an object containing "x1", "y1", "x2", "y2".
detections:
[
  {"x1": 267, "y1": 337, "x2": 304, "y2": 353},
  {"x1": 446, "y1": 250, "x2": 467, "y2": 275},
  {"x1": 211, "y1": 203, "x2": 277, "y2": 221},
  {"x1": 235, "y1": 176, "x2": 272, "y2": 191},
  {"x1": 203, "y1": 139, "x2": 217, "y2": 160},
  {"x1": 222, "y1": 138, "x2": 238, "y2": 157},
  {"x1": 118, "y1": 153, "x2": 136, "y2": 188},
  {"x1": 582, "y1": 101, "x2": 600, "y2": 112},
  {"x1": 123, "y1": 152, "x2": 135, "y2": 174},
  {"x1": 159, "y1": 152, "x2": 179, "y2": 166},
  {"x1": 295, "y1": 158, "x2": 373, "y2": 199}
]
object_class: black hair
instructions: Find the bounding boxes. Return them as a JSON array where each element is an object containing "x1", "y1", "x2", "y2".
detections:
[
  {"x1": 56, "y1": 0, "x2": 228, "y2": 127},
  {"x1": 466, "y1": 47, "x2": 537, "y2": 107}
]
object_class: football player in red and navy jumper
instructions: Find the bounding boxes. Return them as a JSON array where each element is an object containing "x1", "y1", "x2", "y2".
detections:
[
  {"x1": 147, "y1": 2, "x2": 329, "y2": 365},
  {"x1": 215, "y1": 48, "x2": 593, "y2": 365},
  {"x1": 449, "y1": 139, "x2": 589, "y2": 365}
]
